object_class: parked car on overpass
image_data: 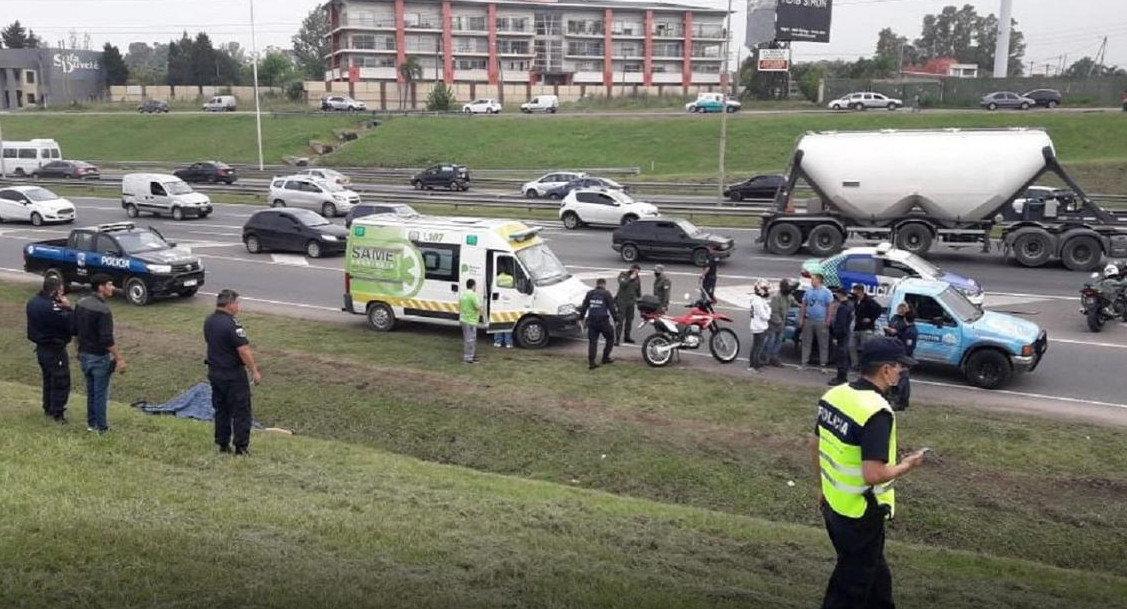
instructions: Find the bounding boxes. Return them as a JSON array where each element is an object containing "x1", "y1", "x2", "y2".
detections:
[
  {"x1": 827, "y1": 92, "x2": 903, "y2": 110},
  {"x1": 32, "y1": 160, "x2": 100, "y2": 180},
  {"x1": 980, "y1": 91, "x2": 1035, "y2": 111}
]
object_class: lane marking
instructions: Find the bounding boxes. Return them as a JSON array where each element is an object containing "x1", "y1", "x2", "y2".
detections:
[
  {"x1": 270, "y1": 254, "x2": 310, "y2": 267},
  {"x1": 198, "y1": 290, "x2": 339, "y2": 312},
  {"x1": 195, "y1": 253, "x2": 341, "y2": 272}
]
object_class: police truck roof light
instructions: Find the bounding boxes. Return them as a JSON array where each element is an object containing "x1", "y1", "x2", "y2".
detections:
[{"x1": 96, "y1": 222, "x2": 136, "y2": 232}]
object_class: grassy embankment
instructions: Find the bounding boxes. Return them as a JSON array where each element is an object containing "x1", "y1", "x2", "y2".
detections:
[{"x1": 0, "y1": 280, "x2": 1123, "y2": 608}]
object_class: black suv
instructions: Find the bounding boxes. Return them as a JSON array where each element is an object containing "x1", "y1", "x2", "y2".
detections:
[
  {"x1": 173, "y1": 161, "x2": 238, "y2": 184},
  {"x1": 1021, "y1": 89, "x2": 1062, "y2": 108},
  {"x1": 137, "y1": 99, "x2": 170, "y2": 113},
  {"x1": 611, "y1": 217, "x2": 734, "y2": 266},
  {"x1": 723, "y1": 174, "x2": 785, "y2": 202},
  {"x1": 243, "y1": 208, "x2": 348, "y2": 259},
  {"x1": 411, "y1": 164, "x2": 470, "y2": 191}
]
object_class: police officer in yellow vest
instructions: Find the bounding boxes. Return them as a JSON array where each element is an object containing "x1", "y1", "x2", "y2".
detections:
[{"x1": 812, "y1": 337, "x2": 928, "y2": 609}]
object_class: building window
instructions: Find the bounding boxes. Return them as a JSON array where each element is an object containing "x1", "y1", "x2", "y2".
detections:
[
  {"x1": 404, "y1": 35, "x2": 439, "y2": 54},
  {"x1": 453, "y1": 37, "x2": 489, "y2": 53},
  {"x1": 612, "y1": 42, "x2": 641, "y2": 57},
  {"x1": 27, "y1": 93, "x2": 36, "y2": 104},
  {"x1": 354, "y1": 56, "x2": 395, "y2": 68},
  {"x1": 26, "y1": 71, "x2": 35, "y2": 84},
  {"x1": 567, "y1": 41, "x2": 603, "y2": 57},
  {"x1": 691, "y1": 42, "x2": 721, "y2": 58},
  {"x1": 653, "y1": 21, "x2": 683, "y2": 38},
  {"x1": 451, "y1": 15, "x2": 486, "y2": 31},
  {"x1": 497, "y1": 40, "x2": 529, "y2": 55},
  {"x1": 566, "y1": 19, "x2": 604, "y2": 35},
  {"x1": 455, "y1": 58, "x2": 488, "y2": 70},
  {"x1": 404, "y1": 12, "x2": 439, "y2": 29},
  {"x1": 692, "y1": 25, "x2": 725, "y2": 39},
  {"x1": 654, "y1": 42, "x2": 683, "y2": 58},
  {"x1": 535, "y1": 13, "x2": 561, "y2": 36},
  {"x1": 620, "y1": 62, "x2": 643, "y2": 73},
  {"x1": 694, "y1": 64, "x2": 721, "y2": 73},
  {"x1": 611, "y1": 20, "x2": 642, "y2": 36},
  {"x1": 496, "y1": 17, "x2": 528, "y2": 33},
  {"x1": 501, "y1": 59, "x2": 530, "y2": 72},
  {"x1": 573, "y1": 60, "x2": 602, "y2": 72},
  {"x1": 352, "y1": 35, "x2": 376, "y2": 50}
]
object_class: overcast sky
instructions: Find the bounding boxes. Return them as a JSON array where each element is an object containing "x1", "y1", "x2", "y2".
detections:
[{"x1": 6, "y1": 0, "x2": 1125, "y2": 74}]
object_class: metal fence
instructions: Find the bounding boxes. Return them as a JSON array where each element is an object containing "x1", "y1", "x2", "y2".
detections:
[{"x1": 824, "y1": 76, "x2": 1127, "y2": 107}]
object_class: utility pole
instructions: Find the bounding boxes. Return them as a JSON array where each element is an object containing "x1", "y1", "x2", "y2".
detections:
[
  {"x1": 717, "y1": 0, "x2": 733, "y2": 201},
  {"x1": 992, "y1": 0, "x2": 1012, "y2": 77},
  {"x1": 249, "y1": 0, "x2": 264, "y2": 171}
]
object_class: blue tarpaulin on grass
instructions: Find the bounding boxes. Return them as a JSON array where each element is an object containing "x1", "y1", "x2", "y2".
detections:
[{"x1": 137, "y1": 382, "x2": 217, "y2": 421}]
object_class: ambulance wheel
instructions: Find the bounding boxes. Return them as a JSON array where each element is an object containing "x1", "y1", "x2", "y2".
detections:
[
  {"x1": 515, "y1": 316, "x2": 549, "y2": 349},
  {"x1": 124, "y1": 277, "x2": 152, "y2": 306},
  {"x1": 366, "y1": 302, "x2": 395, "y2": 332}
]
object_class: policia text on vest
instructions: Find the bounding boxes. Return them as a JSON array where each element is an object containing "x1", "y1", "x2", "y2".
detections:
[{"x1": 811, "y1": 337, "x2": 928, "y2": 609}]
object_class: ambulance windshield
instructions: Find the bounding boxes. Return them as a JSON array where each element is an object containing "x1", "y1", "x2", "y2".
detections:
[{"x1": 515, "y1": 243, "x2": 569, "y2": 286}]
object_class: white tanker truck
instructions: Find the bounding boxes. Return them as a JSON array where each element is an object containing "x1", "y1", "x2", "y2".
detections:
[{"x1": 759, "y1": 129, "x2": 1127, "y2": 271}]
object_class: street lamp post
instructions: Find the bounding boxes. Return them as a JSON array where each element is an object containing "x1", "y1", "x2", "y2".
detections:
[
  {"x1": 249, "y1": 0, "x2": 265, "y2": 171},
  {"x1": 717, "y1": 0, "x2": 733, "y2": 201}
]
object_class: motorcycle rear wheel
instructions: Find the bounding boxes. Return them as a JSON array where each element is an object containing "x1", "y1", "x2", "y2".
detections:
[
  {"x1": 642, "y1": 334, "x2": 676, "y2": 367},
  {"x1": 1087, "y1": 308, "x2": 1105, "y2": 332},
  {"x1": 709, "y1": 328, "x2": 741, "y2": 363}
]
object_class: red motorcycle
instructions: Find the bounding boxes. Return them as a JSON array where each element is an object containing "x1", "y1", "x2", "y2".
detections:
[{"x1": 637, "y1": 291, "x2": 741, "y2": 367}]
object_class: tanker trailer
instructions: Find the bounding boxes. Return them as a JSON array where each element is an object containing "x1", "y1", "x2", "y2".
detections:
[{"x1": 759, "y1": 128, "x2": 1127, "y2": 271}]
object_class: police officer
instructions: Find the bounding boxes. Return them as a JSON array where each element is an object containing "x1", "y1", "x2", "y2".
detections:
[
  {"x1": 614, "y1": 264, "x2": 641, "y2": 345},
  {"x1": 26, "y1": 276, "x2": 73, "y2": 424},
  {"x1": 578, "y1": 278, "x2": 619, "y2": 370},
  {"x1": 203, "y1": 289, "x2": 262, "y2": 455},
  {"x1": 812, "y1": 337, "x2": 928, "y2": 609},
  {"x1": 652, "y1": 264, "x2": 671, "y2": 312}
]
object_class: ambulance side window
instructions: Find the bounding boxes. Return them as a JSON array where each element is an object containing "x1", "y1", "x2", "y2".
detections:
[{"x1": 415, "y1": 242, "x2": 459, "y2": 282}]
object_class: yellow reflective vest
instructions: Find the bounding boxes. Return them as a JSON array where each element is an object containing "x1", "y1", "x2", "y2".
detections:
[{"x1": 817, "y1": 384, "x2": 897, "y2": 519}]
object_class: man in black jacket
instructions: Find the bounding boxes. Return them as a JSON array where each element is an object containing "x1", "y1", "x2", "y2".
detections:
[
  {"x1": 829, "y1": 288, "x2": 855, "y2": 386},
  {"x1": 578, "y1": 278, "x2": 619, "y2": 370},
  {"x1": 850, "y1": 285, "x2": 884, "y2": 371},
  {"x1": 26, "y1": 276, "x2": 73, "y2": 424},
  {"x1": 73, "y1": 274, "x2": 128, "y2": 433}
]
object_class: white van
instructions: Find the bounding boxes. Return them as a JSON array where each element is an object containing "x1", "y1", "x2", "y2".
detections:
[
  {"x1": 1, "y1": 139, "x2": 63, "y2": 177},
  {"x1": 344, "y1": 216, "x2": 589, "y2": 348},
  {"x1": 202, "y1": 95, "x2": 237, "y2": 112},
  {"x1": 121, "y1": 173, "x2": 213, "y2": 221},
  {"x1": 520, "y1": 95, "x2": 559, "y2": 114}
]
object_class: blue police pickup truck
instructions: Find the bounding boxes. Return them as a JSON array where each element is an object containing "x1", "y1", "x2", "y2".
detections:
[{"x1": 23, "y1": 222, "x2": 205, "y2": 306}]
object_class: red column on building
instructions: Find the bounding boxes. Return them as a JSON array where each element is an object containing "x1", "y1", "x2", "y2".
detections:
[
  {"x1": 603, "y1": 9, "x2": 614, "y2": 88},
  {"x1": 395, "y1": 0, "x2": 407, "y2": 82},
  {"x1": 487, "y1": 3, "x2": 499, "y2": 85},
  {"x1": 682, "y1": 12, "x2": 693, "y2": 88},
  {"x1": 329, "y1": 4, "x2": 340, "y2": 73},
  {"x1": 442, "y1": 1, "x2": 454, "y2": 83},
  {"x1": 642, "y1": 10, "x2": 654, "y2": 87}
]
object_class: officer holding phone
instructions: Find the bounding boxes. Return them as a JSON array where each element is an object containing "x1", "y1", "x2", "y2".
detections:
[{"x1": 26, "y1": 276, "x2": 74, "y2": 424}]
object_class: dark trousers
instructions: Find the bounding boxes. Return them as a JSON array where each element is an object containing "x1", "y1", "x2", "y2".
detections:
[
  {"x1": 702, "y1": 277, "x2": 717, "y2": 301},
  {"x1": 210, "y1": 372, "x2": 252, "y2": 450},
  {"x1": 832, "y1": 334, "x2": 851, "y2": 380},
  {"x1": 36, "y1": 345, "x2": 71, "y2": 418},
  {"x1": 587, "y1": 320, "x2": 614, "y2": 364},
  {"x1": 821, "y1": 504, "x2": 895, "y2": 609},
  {"x1": 891, "y1": 371, "x2": 911, "y2": 410},
  {"x1": 614, "y1": 302, "x2": 635, "y2": 343}
]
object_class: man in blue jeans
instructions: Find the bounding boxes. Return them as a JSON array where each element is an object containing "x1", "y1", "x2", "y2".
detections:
[{"x1": 72, "y1": 274, "x2": 128, "y2": 433}]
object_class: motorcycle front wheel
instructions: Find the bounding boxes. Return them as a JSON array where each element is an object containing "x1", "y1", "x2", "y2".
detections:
[
  {"x1": 642, "y1": 334, "x2": 676, "y2": 367},
  {"x1": 709, "y1": 328, "x2": 741, "y2": 363},
  {"x1": 1087, "y1": 308, "x2": 1105, "y2": 332}
]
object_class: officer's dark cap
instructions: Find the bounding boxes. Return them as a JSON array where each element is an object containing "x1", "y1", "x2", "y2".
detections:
[{"x1": 860, "y1": 337, "x2": 917, "y2": 367}]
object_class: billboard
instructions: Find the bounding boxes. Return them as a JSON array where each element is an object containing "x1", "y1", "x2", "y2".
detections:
[
  {"x1": 775, "y1": 0, "x2": 833, "y2": 43},
  {"x1": 757, "y1": 48, "x2": 790, "y2": 72},
  {"x1": 746, "y1": 0, "x2": 778, "y2": 48}
]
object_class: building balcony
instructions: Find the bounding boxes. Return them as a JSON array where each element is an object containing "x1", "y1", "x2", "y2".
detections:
[
  {"x1": 451, "y1": 28, "x2": 489, "y2": 36},
  {"x1": 496, "y1": 28, "x2": 535, "y2": 36},
  {"x1": 652, "y1": 29, "x2": 685, "y2": 39},
  {"x1": 690, "y1": 55, "x2": 724, "y2": 61},
  {"x1": 610, "y1": 30, "x2": 645, "y2": 39},
  {"x1": 348, "y1": 47, "x2": 399, "y2": 54},
  {"x1": 653, "y1": 53, "x2": 684, "y2": 60},
  {"x1": 404, "y1": 21, "x2": 442, "y2": 32},
  {"x1": 339, "y1": 17, "x2": 397, "y2": 30},
  {"x1": 452, "y1": 49, "x2": 490, "y2": 56},
  {"x1": 690, "y1": 26, "x2": 726, "y2": 40}
]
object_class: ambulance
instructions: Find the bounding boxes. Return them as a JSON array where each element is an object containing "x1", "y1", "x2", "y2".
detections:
[{"x1": 343, "y1": 215, "x2": 589, "y2": 348}]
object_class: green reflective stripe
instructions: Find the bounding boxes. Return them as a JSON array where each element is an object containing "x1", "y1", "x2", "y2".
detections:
[
  {"x1": 819, "y1": 450, "x2": 862, "y2": 476},
  {"x1": 821, "y1": 470, "x2": 870, "y2": 495}
]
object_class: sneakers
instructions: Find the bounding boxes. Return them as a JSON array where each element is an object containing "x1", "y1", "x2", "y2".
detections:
[{"x1": 493, "y1": 343, "x2": 502, "y2": 348}]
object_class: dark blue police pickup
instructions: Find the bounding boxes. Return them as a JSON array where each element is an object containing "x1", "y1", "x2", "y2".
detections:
[{"x1": 23, "y1": 222, "x2": 205, "y2": 306}]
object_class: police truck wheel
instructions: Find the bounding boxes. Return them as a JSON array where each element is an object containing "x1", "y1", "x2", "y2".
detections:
[
  {"x1": 766, "y1": 223, "x2": 802, "y2": 256},
  {"x1": 621, "y1": 244, "x2": 640, "y2": 263},
  {"x1": 124, "y1": 277, "x2": 151, "y2": 306},
  {"x1": 322, "y1": 202, "x2": 337, "y2": 218},
  {"x1": 895, "y1": 223, "x2": 933, "y2": 255},
  {"x1": 306, "y1": 240, "x2": 323, "y2": 259},
  {"x1": 515, "y1": 317, "x2": 549, "y2": 349},
  {"x1": 366, "y1": 302, "x2": 396, "y2": 332},
  {"x1": 244, "y1": 234, "x2": 262, "y2": 254},
  {"x1": 642, "y1": 334, "x2": 675, "y2": 367},
  {"x1": 691, "y1": 248, "x2": 709, "y2": 267},
  {"x1": 965, "y1": 349, "x2": 1012, "y2": 389},
  {"x1": 806, "y1": 225, "x2": 844, "y2": 256},
  {"x1": 708, "y1": 328, "x2": 741, "y2": 363},
  {"x1": 172, "y1": 207, "x2": 185, "y2": 221},
  {"x1": 562, "y1": 211, "x2": 582, "y2": 230},
  {"x1": 1060, "y1": 235, "x2": 1102, "y2": 271},
  {"x1": 30, "y1": 212, "x2": 44, "y2": 227},
  {"x1": 125, "y1": 204, "x2": 139, "y2": 218}
]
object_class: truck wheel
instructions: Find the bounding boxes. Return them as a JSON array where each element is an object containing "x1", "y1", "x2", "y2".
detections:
[
  {"x1": 767, "y1": 223, "x2": 803, "y2": 256},
  {"x1": 366, "y1": 302, "x2": 396, "y2": 332},
  {"x1": 172, "y1": 207, "x2": 185, "y2": 221},
  {"x1": 895, "y1": 223, "x2": 934, "y2": 255},
  {"x1": 562, "y1": 211, "x2": 582, "y2": 230},
  {"x1": 125, "y1": 204, "x2": 139, "y2": 218},
  {"x1": 515, "y1": 316, "x2": 550, "y2": 349},
  {"x1": 691, "y1": 248, "x2": 710, "y2": 267},
  {"x1": 621, "y1": 244, "x2": 640, "y2": 263},
  {"x1": 1060, "y1": 235, "x2": 1102, "y2": 271},
  {"x1": 1012, "y1": 231, "x2": 1053, "y2": 267},
  {"x1": 965, "y1": 349, "x2": 1012, "y2": 390},
  {"x1": 806, "y1": 225, "x2": 844, "y2": 256},
  {"x1": 124, "y1": 277, "x2": 151, "y2": 306}
]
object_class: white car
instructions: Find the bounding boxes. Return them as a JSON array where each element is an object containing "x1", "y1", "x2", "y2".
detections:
[
  {"x1": 299, "y1": 167, "x2": 351, "y2": 187},
  {"x1": 802, "y1": 243, "x2": 985, "y2": 306},
  {"x1": 827, "y1": 92, "x2": 903, "y2": 111},
  {"x1": 321, "y1": 95, "x2": 366, "y2": 111},
  {"x1": 269, "y1": 175, "x2": 360, "y2": 218},
  {"x1": 0, "y1": 185, "x2": 75, "y2": 225},
  {"x1": 521, "y1": 171, "x2": 586, "y2": 198},
  {"x1": 462, "y1": 99, "x2": 502, "y2": 114},
  {"x1": 559, "y1": 188, "x2": 659, "y2": 230}
]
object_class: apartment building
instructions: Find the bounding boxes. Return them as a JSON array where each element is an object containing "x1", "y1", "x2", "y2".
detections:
[{"x1": 323, "y1": 0, "x2": 730, "y2": 88}]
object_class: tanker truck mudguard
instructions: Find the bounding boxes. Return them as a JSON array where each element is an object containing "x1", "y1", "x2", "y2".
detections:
[{"x1": 759, "y1": 129, "x2": 1127, "y2": 271}]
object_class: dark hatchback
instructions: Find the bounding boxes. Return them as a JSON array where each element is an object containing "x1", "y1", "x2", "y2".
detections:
[
  {"x1": 173, "y1": 161, "x2": 238, "y2": 184},
  {"x1": 544, "y1": 177, "x2": 625, "y2": 200},
  {"x1": 1021, "y1": 89, "x2": 1062, "y2": 108},
  {"x1": 411, "y1": 164, "x2": 470, "y2": 191},
  {"x1": 32, "y1": 160, "x2": 100, "y2": 180},
  {"x1": 612, "y1": 217, "x2": 734, "y2": 267},
  {"x1": 723, "y1": 173, "x2": 785, "y2": 202},
  {"x1": 344, "y1": 203, "x2": 419, "y2": 228},
  {"x1": 242, "y1": 208, "x2": 348, "y2": 259}
]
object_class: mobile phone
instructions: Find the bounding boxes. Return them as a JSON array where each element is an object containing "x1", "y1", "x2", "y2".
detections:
[{"x1": 919, "y1": 447, "x2": 933, "y2": 456}]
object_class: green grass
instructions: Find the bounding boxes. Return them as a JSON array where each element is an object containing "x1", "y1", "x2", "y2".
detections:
[
  {"x1": 0, "y1": 114, "x2": 365, "y2": 165},
  {"x1": 330, "y1": 112, "x2": 1127, "y2": 177},
  {"x1": 3, "y1": 381, "x2": 1125, "y2": 609},
  {"x1": 1, "y1": 280, "x2": 1124, "y2": 586}
]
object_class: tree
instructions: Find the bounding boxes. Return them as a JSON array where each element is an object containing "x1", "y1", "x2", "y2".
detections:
[
  {"x1": 874, "y1": 28, "x2": 919, "y2": 72},
  {"x1": 102, "y1": 43, "x2": 129, "y2": 86},
  {"x1": 125, "y1": 42, "x2": 169, "y2": 85},
  {"x1": 258, "y1": 51, "x2": 294, "y2": 87},
  {"x1": 1065, "y1": 56, "x2": 1127, "y2": 78},
  {"x1": 398, "y1": 56, "x2": 422, "y2": 109},
  {"x1": 426, "y1": 82, "x2": 455, "y2": 111},
  {"x1": 2, "y1": 20, "x2": 42, "y2": 49},
  {"x1": 292, "y1": 7, "x2": 331, "y2": 80},
  {"x1": 908, "y1": 4, "x2": 1025, "y2": 75}
]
